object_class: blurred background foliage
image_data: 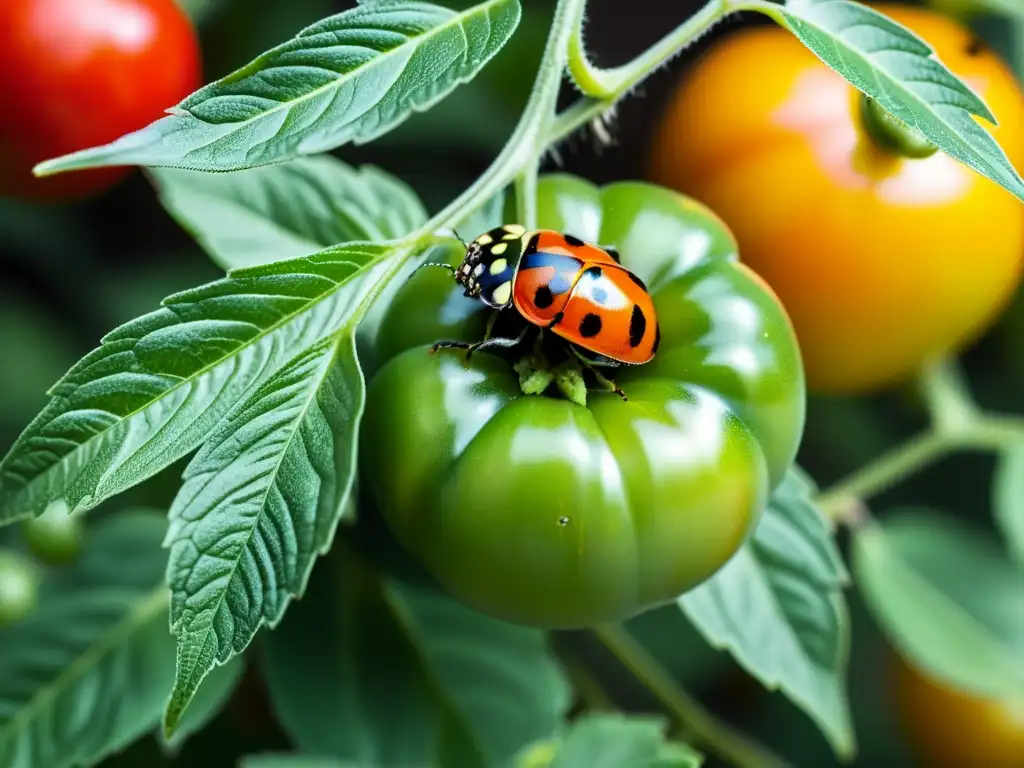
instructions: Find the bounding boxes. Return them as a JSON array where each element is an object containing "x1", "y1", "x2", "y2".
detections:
[{"x1": 0, "y1": 0, "x2": 1022, "y2": 766}]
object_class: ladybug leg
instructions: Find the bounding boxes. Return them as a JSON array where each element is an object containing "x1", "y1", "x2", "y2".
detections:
[
  {"x1": 430, "y1": 324, "x2": 529, "y2": 361},
  {"x1": 568, "y1": 346, "x2": 627, "y2": 401},
  {"x1": 591, "y1": 368, "x2": 628, "y2": 402},
  {"x1": 463, "y1": 324, "x2": 529, "y2": 361}
]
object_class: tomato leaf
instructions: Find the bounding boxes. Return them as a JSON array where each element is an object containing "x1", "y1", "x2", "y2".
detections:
[
  {"x1": 148, "y1": 157, "x2": 427, "y2": 271},
  {"x1": 678, "y1": 467, "x2": 855, "y2": 760},
  {"x1": 261, "y1": 547, "x2": 571, "y2": 768},
  {"x1": 240, "y1": 757, "x2": 354, "y2": 768},
  {"x1": 33, "y1": 0, "x2": 521, "y2": 176},
  {"x1": 853, "y1": 508, "x2": 1024, "y2": 698},
  {"x1": 0, "y1": 245, "x2": 391, "y2": 528},
  {"x1": 737, "y1": 0, "x2": 1024, "y2": 202},
  {"x1": 0, "y1": 511, "x2": 241, "y2": 768},
  {"x1": 993, "y1": 442, "x2": 1024, "y2": 564},
  {"x1": 162, "y1": 331, "x2": 365, "y2": 735},
  {"x1": 517, "y1": 714, "x2": 703, "y2": 768}
]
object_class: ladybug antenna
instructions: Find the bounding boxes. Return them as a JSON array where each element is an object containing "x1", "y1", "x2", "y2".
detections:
[
  {"x1": 413, "y1": 260, "x2": 458, "y2": 278},
  {"x1": 451, "y1": 228, "x2": 467, "y2": 248}
]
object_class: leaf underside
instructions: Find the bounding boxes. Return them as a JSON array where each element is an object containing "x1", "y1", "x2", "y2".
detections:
[{"x1": 148, "y1": 157, "x2": 427, "y2": 271}]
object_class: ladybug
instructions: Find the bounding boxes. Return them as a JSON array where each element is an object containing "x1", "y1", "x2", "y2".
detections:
[{"x1": 420, "y1": 225, "x2": 660, "y2": 395}]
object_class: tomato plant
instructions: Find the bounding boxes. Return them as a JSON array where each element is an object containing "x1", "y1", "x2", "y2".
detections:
[
  {"x1": 648, "y1": 3, "x2": 1024, "y2": 394},
  {"x1": 0, "y1": 0, "x2": 201, "y2": 201},
  {"x1": 0, "y1": 1, "x2": 1023, "y2": 767}
]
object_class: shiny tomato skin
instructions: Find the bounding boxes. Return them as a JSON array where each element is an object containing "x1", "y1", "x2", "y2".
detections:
[
  {"x1": 649, "y1": 4, "x2": 1024, "y2": 394},
  {"x1": 892, "y1": 650, "x2": 1024, "y2": 767},
  {"x1": 0, "y1": 0, "x2": 201, "y2": 202}
]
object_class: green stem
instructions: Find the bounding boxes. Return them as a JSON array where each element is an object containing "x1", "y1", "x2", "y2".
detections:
[
  {"x1": 594, "y1": 623, "x2": 791, "y2": 768},
  {"x1": 515, "y1": 164, "x2": 539, "y2": 230},
  {"x1": 420, "y1": 0, "x2": 587, "y2": 236},
  {"x1": 550, "y1": 0, "x2": 728, "y2": 145},
  {"x1": 816, "y1": 361, "x2": 1024, "y2": 520}
]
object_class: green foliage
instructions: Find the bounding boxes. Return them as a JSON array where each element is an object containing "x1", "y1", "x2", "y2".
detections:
[
  {"x1": 517, "y1": 714, "x2": 703, "y2": 768},
  {"x1": 34, "y1": 0, "x2": 523, "y2": 176},
  {"x1": 679, "y1": 468, "x2": 855, "y2": 759},
  {"x1": 148, "y1": 158, "x2": 427, "y2": 271},
  {"x1": 0, "y1": 246, "x2": 391, "y2": 527},
  {"x1": 163, "y1": 333, "x2": 366, "y2": 734},
  {"x1": 262, "y1": 547, "x2": 571, "y2": 767},
  {"x1": 240, "y1": 756, "x2": 354, "y2": 768},
  {"x1": 853, "y1": 508, "x2": 1024, "y2": 698},
  {"x1": 993, "y1": 442, "x2": 1024, "y2": 563},
  {"x1": 740, "y1": 0, "x2": 1024, "y2": 202},
  {"x1": 0, "y1": 511, "x2": 242, "y2": 768}
]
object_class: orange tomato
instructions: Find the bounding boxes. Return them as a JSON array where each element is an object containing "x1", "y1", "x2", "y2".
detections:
[
  {"x1": 648, "y1": 4, "x2": 1024, "y2": 393},
  {"x1": 892, "y1": 650, "x2": 1024, "y2": 767}
]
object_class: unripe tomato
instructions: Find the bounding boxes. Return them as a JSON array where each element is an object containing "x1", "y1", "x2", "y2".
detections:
[
  {"x1": 21, "y1": 503, "x2": 84, "y2": 565},
  {"x1": 361, "y1": 174, "x2": 805, "y2": 628},
  {"x1": 0, "y1": 0, "x2": 202, "y2": 202},
  {"x1": 0, "y1": 549, "x2": 38, "y2": 626},
  {"x1": 648, "y1": 4, "x2": 1024, "y2": 393},
  {"x1": 891, "y1": 649, "x2": 1024, "y2": 767}
]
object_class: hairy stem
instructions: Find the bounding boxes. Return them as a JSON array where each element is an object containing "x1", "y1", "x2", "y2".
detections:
[
  {"x1": 550, "y1": 0, "x2": 728, "y2": 145},
  {"x1": 816, "y1": 361, "x2": 1024, "y2": 521},
  {"x1": 420, "y1": 0, "x2": 587, "y2": 235},
  {"x1": 594, "y1": 623, "x2": 791, "y2": 768}
]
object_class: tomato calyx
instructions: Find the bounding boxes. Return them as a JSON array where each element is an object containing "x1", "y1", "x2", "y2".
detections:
[
  {"x1": 511, "y1": 334, "x2": 590, "y2": 406},
  {"x1": 435, "y1": 315, "x2": 618, "y2": 407},
  {"x1": 859, "y1": 94, "x2": 939, "y2": 160}
]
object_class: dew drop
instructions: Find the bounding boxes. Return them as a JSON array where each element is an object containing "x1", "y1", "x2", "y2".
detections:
[{"x1": 558, "y1": 516, "x2": 570, "y2": 527}]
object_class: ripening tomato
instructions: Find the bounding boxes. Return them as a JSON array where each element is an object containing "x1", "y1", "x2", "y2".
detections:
[
  {"x1": 0, "y1": 550, "x2": 38, "y2": 626},
  {"x1": 0, "y1": 0, "x2": 201, "y2": 202},
  {"x1": 648, "y1": 4, "x2": 1024, "y2": 393},
  {"x1": 892, "y1": 650, "x2": 1024, "y2": 767}
]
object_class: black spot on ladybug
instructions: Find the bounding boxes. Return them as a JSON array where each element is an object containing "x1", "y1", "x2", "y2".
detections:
[
  {"x1": 523, "y1": 234, "x2": 540, "y2": 256},
  {"x1": 592, "y1": 286, "x2": 608, "y2": 305},
  {"x1": 564, "y1": 233, "x2": 585, "y2": 247},
  {"x1": 628, "y1": 271, "x2": 648, "y2": 292},
  {"x1": 629, "y1": 304, "x2": 647, "y2": 348},
  {"x1": 534, "y1": 285, "x2": 554, "y2": 309},
  {"x1": 579, "y1": 313, "x2": 603, "y2": 338},
  {"x1": 652, "y1": 323, "x2": 661, "y2": 355},
  {"x1": 604, "y1": 247, "x2": 621, "y2": 263},
  {"x1": 966, "y1": 37, "x2": 985, "y2": 57},
  {"x1": 584, "y1": 266, "x2": 603, "y2": 279}
]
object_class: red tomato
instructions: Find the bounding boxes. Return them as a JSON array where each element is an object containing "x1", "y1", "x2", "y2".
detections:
[{"x1": 0, "y1": 0, "x2": 201, "y2": 202}]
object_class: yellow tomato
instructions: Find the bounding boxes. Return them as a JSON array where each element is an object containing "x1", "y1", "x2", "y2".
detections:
[
  {"x1": 648, "y1": 4, "x2": 1024, "y2": 393},
  {"x1": 891, "y1": 650, "x2": 1024, "y2": 767}
]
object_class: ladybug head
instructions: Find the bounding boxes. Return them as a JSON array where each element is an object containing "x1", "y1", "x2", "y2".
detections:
[{"x1": 416, "y1": 225, "x2": 526, "y2": 309}]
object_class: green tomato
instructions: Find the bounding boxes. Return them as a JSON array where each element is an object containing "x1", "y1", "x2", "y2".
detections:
[
  {"x1": 0, "y1": 549, "x2": 39, "y2": 626},
  {"x1": 21, "y1": 503, "x2": 84, "y2": 565},
  {"x1": 361, "y1": 174, "x2": 806, "y2": 628}
]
